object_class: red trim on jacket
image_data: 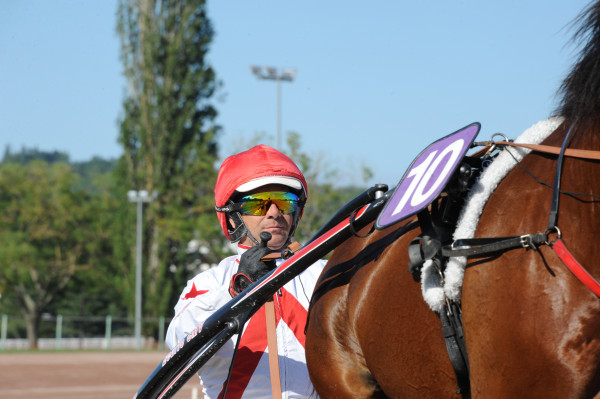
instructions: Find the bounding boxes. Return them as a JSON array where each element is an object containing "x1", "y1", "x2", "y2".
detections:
[
  {"x1": 216, "y1": 287, "x2": 309, "y2": 397},
  {"x1": 217, "y1": 306, "x2": 268, "y2": 399}
]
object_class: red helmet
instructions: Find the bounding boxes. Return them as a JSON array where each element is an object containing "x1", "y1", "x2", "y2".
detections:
[{"x1": 214, "y1": 145, "x2": 308, "y2": 242}]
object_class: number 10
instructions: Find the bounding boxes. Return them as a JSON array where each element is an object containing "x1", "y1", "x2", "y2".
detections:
[{"x1": 391, "y1": 138, "x2": 465, "y2": 216}]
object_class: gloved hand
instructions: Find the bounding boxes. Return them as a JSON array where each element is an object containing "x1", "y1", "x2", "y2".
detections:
[{"x1": 229, "y1": 232, "x2": 276, "y2": 297}]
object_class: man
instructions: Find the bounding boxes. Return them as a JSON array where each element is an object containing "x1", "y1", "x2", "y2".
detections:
[{"x1": 166, "y1": 144, "x2": 326, "y2": 398}]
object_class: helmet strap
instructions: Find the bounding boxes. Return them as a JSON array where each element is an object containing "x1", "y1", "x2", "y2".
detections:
[
  {"x1": 288, "y1": 204, "x2": 304, "y2": 239},
  {"x1": 228, "y1": 210, "x2": 260, "y2": 245}
]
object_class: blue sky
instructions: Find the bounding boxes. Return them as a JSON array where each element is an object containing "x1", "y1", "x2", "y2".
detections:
[{"x1": 0, "y1": 1, "x2": 592, "y2": 187}]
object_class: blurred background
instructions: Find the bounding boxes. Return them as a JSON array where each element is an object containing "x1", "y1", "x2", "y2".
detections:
[{"x1": 0, "y1": 0, "x2": 590, "y2": 356}]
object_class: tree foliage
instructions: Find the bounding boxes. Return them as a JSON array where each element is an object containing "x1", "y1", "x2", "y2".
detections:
[
  {"x1": 116, "y1": 0, "x2": 223, "y2": 322},
  {"x1": 0, "y1": 161, "x2": 96, "y2": 347},
  {"x1": 2, "y1": 146, "x2": 70, "y2": 165},
  {"x1": 0, "y1": 1, "x2": 377, "y2": 348}
]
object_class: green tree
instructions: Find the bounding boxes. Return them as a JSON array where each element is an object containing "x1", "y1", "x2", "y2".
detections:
[
  {"x1": 0, "y1": 150, "x2": 127, "y2": 338},
  {"x1": 53, "y1": 166, "x2": 130, "y2": 320},
  {"x1": 116, "y1": 0, "x2": 222, "y2": 325},
  {"x1": 284, "y1": 132, "x2": 369, "y2": 245},
  {"x1": 71, "y1": 156, "x2": 118, "y2": 193},
  {"x1": 0, "y1": 161, "x2": 96, "y2": 348}
]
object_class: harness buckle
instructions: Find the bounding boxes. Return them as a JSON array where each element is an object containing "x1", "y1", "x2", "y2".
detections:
[{"x1": 520, "y1": 234, "x2": 542, "y2": 251}]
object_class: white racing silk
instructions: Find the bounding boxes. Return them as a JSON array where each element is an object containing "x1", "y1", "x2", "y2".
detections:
[{"x1": 166, "y1": 243, "x2": 326, "y2": 399}]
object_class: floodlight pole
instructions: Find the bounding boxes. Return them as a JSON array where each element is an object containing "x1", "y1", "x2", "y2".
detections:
[
  {"x1": 127, "y1": 189, "x2": 157, "y2": 351},
  {"x1": 250, "y1": 66, "x2": 296, "y2": 149}
]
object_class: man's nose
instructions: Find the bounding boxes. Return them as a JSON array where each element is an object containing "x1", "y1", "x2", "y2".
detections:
[{"x1": 265, "y1": 201, "x2": 281, "y2": 216}]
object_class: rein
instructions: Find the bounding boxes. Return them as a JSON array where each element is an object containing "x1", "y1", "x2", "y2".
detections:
[
  {"x1": 477, "y1": 140, "x2": 600, "y2": 160},
  {"x1": 261, "y1": 241, "x2": 302, "y2": 261}
]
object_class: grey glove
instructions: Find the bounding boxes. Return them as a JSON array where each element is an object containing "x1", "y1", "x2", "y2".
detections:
[{"x1": 229, "y1": 232, "x2": 276, "y2": 296}]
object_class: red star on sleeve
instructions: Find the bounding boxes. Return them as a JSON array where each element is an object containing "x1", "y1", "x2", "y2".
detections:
[{"x1": 182, "y1": 283, "x2": 209, "y2": 300}]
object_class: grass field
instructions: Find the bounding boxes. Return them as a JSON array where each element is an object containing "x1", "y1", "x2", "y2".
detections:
[{"x1": 0, "y1": 351, "x2": 201, "y2": 399}]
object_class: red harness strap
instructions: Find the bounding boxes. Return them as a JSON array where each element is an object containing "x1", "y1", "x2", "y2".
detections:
[{"x1": 552, "y1": 239, "x2": 600, "y2": 298}]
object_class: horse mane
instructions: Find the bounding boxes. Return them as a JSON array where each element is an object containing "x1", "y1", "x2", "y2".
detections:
[{"x1": 556, "y1": 1, "x2": 600, "y2": 128}]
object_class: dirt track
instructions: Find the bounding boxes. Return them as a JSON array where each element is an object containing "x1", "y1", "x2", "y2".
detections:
[{"x1": 0, "y1": 351, "x2": 200, "y2": 399}]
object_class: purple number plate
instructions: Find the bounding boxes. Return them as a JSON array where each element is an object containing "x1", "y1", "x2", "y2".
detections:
[{"x1": 376, "y1": 123, "x2": 480, "y2": 229}]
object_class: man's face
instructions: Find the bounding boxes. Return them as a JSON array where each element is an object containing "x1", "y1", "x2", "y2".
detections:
[{"x1": 235, "y1": 184, "x2": 296, "y2": 251}]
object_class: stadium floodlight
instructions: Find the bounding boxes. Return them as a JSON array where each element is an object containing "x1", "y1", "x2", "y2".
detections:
[
  {"x1": 281, "y1": 68, "x2": 297, "y2": 81},
  {"x1": 249, "y1": 65, "x2": 297, "y2": 149},
  {"x1": 250, "y1": 65, "x2": 263, "y2": 77}
]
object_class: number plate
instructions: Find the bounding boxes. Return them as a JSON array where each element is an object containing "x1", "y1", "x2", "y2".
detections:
[{"x1": 376, "y1": 123, "x2": 480, "y2": 229}]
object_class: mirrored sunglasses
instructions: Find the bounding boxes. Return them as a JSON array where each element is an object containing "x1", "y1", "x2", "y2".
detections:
[{"x1": 235, "y1": 191, "x2": 300, "y2": 216}]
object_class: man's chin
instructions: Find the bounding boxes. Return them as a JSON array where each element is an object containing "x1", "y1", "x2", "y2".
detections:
[{"x1": 266, "y1": 235, "x2": 289, "y2": 251}]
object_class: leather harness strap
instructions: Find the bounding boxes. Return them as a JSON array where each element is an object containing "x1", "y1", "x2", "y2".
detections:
[
  {"x1": 507, "y1": 128, "x2": 600, "y2": 296},
  {"x1": 552, "y1": 239, "x2": 600, "y2": 298},
  {"x1": 265, "y1": 299, "x2": 282, "y2": 399},
  {"x1": 443, "y1": 233, "x2": 547, "y2": 258},
  {"x1": 261, "y1": 241, "x2": 301, "y2": 261},
  {"x1": 262, "y1": 242, "x2": 291, "y2": 399},
  {"x1": 439, "y1": 300, "x2": 470, "y2": 396},
  {"x1": 488, "y1": 140, "x2": 600, "y2": 160}
]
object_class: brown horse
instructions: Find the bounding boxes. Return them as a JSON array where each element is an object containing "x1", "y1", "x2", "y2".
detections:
[
  {"x1": 306, "y1": 2, "x2": 600, "y2": 398},
  {"x1": 305, "y1": 217, "x2": 465, "y2": 398}
]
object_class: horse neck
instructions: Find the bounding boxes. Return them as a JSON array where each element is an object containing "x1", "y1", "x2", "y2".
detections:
[{"x1": 574, "y1": 123, "x2": 600, "y2": 151}]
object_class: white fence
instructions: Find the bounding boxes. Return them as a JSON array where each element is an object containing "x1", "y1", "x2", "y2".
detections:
[
  {"x1": 2, "y1": 336, "x2": 159, "y2": 351},
  {"x1": 0, "y1": 314, "x2": 169, "y2": 351}
]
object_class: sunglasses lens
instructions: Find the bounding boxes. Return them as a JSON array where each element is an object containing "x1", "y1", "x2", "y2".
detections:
[{"x1": 237, "y1": 192, "x2": 299, "y2": 215}]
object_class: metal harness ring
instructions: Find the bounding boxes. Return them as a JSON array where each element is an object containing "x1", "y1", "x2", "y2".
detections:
[
  {"x1": 486, "y1": 133, "x2": 510, "y2": 154},
  {"x1": 544, "y1": 225, "x2": 562, "y2": 246}
]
